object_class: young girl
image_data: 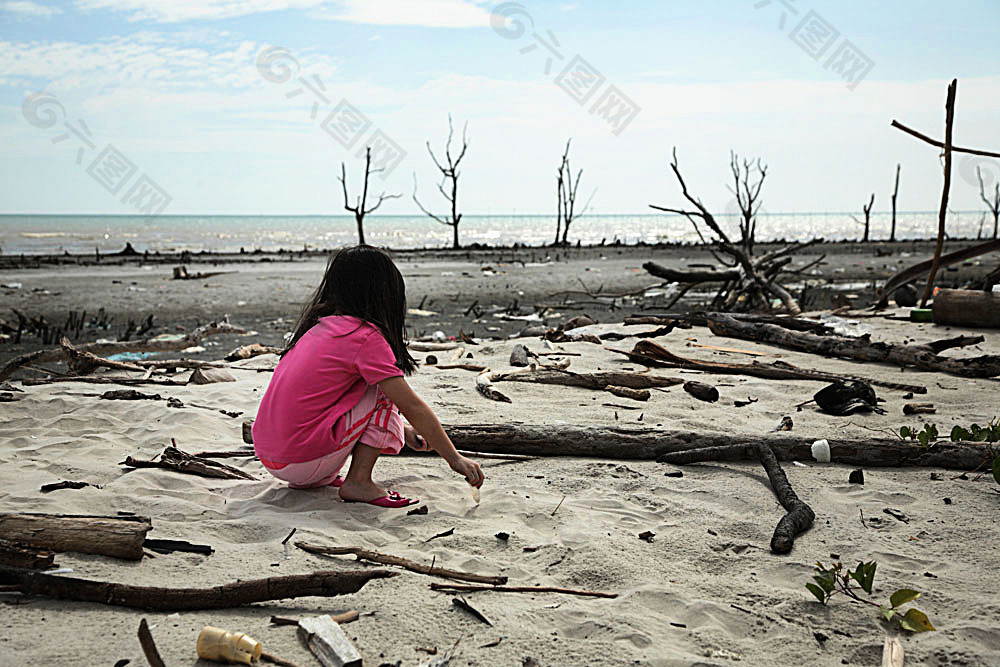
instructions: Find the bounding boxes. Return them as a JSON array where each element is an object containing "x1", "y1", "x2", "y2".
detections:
[{"x1": 252, "y1": 245, "x2": 484, "y2": 508}]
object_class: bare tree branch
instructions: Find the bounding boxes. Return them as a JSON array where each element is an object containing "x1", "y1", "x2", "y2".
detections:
[{"x1": 339, "y1": 147, "x2": 400, "y2": 245}]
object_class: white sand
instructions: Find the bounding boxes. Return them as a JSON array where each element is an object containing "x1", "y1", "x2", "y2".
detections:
[{"x1": 2, "y1": 313, "x2": 999, "y2": 666}]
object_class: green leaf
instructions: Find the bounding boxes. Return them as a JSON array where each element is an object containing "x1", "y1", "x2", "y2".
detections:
[
  {"x1": 813, "y1": 572, "x2": 835, "y2": 593},
  {"x1": 918, "y1": 431, "x2": 930, "y2": 447},
  {"x1": 900, "y1": 426, "x2": 912, "y2": 440},
  {"x1": 951, "y1": 425, "x2": 970, "y2": 442},
  {"x1": 848, "y1": 561, "x2": 876, "y2": 594},
  {"x1": 890, "y1": 589, "x2": 921, "y2": 608},
  {"x1": 899, "y1": 608, "x2": 935, "y2": 633},
  {"x1": 992, "y1": 455, "x2": 1000, "y2": 486},
  {"x1": 806, "y1": 583, "x2": 827, "y2": 604},
  {"x1": 881, "y1": 605, "x2": 896, "y2": 622}
]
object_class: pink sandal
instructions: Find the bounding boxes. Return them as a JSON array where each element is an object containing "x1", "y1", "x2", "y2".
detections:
[{"x1": 344, "y1": 490, "x2": 418, "y2": 508}]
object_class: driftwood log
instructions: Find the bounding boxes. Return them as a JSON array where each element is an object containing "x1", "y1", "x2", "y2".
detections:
[
  {"x1": 491, "y1": 369, "x2": 683, "y2": 391},
  {"x1": 0, "y1": 538, "x2": 56, "y2": 570},
  {"x1": 615, "y1": 340, "x2": 928, "y2": 394},
  {"x1": 121, "y1": 445, "x2": 255, "y2": 480},
  {"x1": 295, "y1": 542, "x2": 507, "y2": 585},
  {"x1": 705, "y1": 312, "x2": 1000, "y2": 378},
  {"x1": 0, "y1": 566, "x2": 395, "y2": 610},
  {"x1": 0, "y1": 319, "x2": 246, "y2": 382},
  {"x1": 875, "y1": 238, "x2": 1000, "y2": 308},
  {"x1": 660, "y1": 443, "x2": 815, "y2": 553},
  {"x1": 932, "y1": 289, "x2": 1000, "y2": 328},
  {"x1": 0, "y1": 513, "x2": 152, "y2": 560}
]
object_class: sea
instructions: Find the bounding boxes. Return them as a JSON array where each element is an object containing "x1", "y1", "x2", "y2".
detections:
[{"x1": 0, "y1": 211, "x2": 992, "y2": 256}]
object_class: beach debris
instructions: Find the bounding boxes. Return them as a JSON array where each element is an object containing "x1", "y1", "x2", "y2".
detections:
[
  {"x1": 682, "y1": 380, "x2": 718, "y2": 403},
  {"x1": 550, "y1": 496, "x2": 566, "y2": 516},
  {"x1": 884, "y1": 508, "x2": 910, "y2": 524},
  {"x1": 563, "y1": 315, "x2": 596, "y2": 331},
  {"x1": 706, "y1": 311, "x2": 1000, "y2": 379},
  {"x1": 407, "y1": 506, "x2": 429, "y2": 516},
  {"x1": 189, "y1": 367, "x2": 237, "y2": 384},
  {"x1": 0, "y1": 392, "x2": 20, "y2": 402},
  {"x1": 295, "y1": 542, "x2": 507, "y2": 585},
  {"x1": 270, "y1": 611, "x2": 359, "y2": 627},
  {"x1": 0, "y1": 566, "x2": 395, "y2": 610},
  {"x1": 425, "y1": 528, "x2": 455, "y2": 543},
  {"x1": 433, "y1": 362, "x2": 487, "y2": 372},
  {"x1": 281, "y1": 529, "x2": 297, "y2": 545},
  {"x1": 638, "y1": 531, "x2": 655, "y2": 543},
  {"x1": 475, "y1": 371, "x2": 512, "y2": 403},
  {"x1": 121, "y1": 442, "x2": 256, "y2": 481},
  {"x1": 196, "y1": 626, "x2": 263, "y2": 665},
  {"x1": 810, "y1": 440, "x2": 831, "y2": 463},
  {"x1": 138, "y1": 618, "x2": 166, "y2": 667},
  {"x1": 191, "y1": 448, "x2": 255, "y2": 459},
  {"x1": 470, "y1": 486, "x2": 480, "y2": 504},
  {"x1": 894, "y1": 283, "x2": 919, "y2": 307},
  {"x1": 509, "y1": 343, "x2": 531, "y2": 367},
  {"x1": 932, "y1": 288, "x2": 1000, "y2": 328},
  {"x1": 172, "y1": 265, "x2": 232, "y2": 280},
  {"x1": 101, "y1": 389, "x2": 161, "y2": 401},
  {"x1": 39, "y1": 480, "x2": 97, "y2": 493},
  {"x1": 734, "y1": 396, "x2": 758, "y2": 408},
  {"x1": 604, "y1": 385, "x2": 650, "y2": 401},
  {"x1": 616, "y1": 338, "x2": 927, "y2": 394},
  {"x1": 297, "y1": 614, "x2": 363, "y2": 667},
  {"x1": 430, "y1": 583, "x2": 618, "y2": 599},
  {"x1": 664, "y1": 470, "x2": 683, "y2": 478},
  {"x1": 882, "y1": 635, "x2": 904, "y2": 667},
  {"x1": 849, "y1": 469, "x2": 865, "y2": 485},
  {"x1": 424, "y1": 354, "x2": 438, "y2": 365},
  {"x1": 451, "y1": 597, "x2": 492, "y2": 625},
  {"x1": 903, "y1": 403, "x2": 936, "y2": 415},
  {"x1": 143, "y1": 538, "x2": 214, "y2": 556},
  {"x1": 776, "y1": 416, "x2": 794, "y2": 431},
  {"x1": 495, "y1": 532, "x2": 510, "y2": 541},
  {"x1": 0, "y1": 512, "x2": 152, "y2": 560},
  {"x1": 409, "y1": 341, "x2": 460, "y2": 352},
  {"x1": 660, "y1": 443, "x2": 814, "y2": 554},
  {"x1": 493, "y1": 368, "x2": 682, "y2": 391},
  {"x1": 0, "y1": 538, "x2": 56, "y2": 570},
  {"x1": 814, "y1": 381, "x2": 882, "y2": 416},
  {"x1": 224, "y1": 343, "x2": 280, "y2": 361}
]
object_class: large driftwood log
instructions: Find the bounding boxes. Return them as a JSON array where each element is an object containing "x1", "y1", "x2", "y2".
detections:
[
  {"x1": 705, "y1": 312, "x2": 1000, "y2": 378},
  {"x1": 295, "y1": 542, "x2": 507, "y2": 585},
  {"x1": 932, "y1": 289, "x2": 1000, "y2": 328},
  {"x1": 491, "y1": 368, "x2": 684, "y2": 390},
  {"x1": 642, "y1": 262, "x2": 738, "y2": 283},
  {"x1": 615, "y1": 340, "x2": 927, "y2": 394},
  {"x1": 0, "y1": 566, "x2": 395, "y2": 610},
  {"x1": 0, "y1": 319, "x2": 246, "y2": 382},
  {"x1": 0, "y1": 513, "x2": 152, "y2": 560}
]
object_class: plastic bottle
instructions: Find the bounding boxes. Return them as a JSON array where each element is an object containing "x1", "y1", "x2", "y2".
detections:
[{"x1": 196, "y1": 626, "x2": 263, "y2": 665}]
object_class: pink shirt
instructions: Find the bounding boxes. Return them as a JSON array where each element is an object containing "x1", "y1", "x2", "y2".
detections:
[{"x1": 252, "y1": 315, "x2": 404, "y2": 463}]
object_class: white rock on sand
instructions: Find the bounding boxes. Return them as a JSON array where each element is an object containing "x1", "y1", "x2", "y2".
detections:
[{"x1": 1, "y1": 316, "x2": 999, "y2": 666}]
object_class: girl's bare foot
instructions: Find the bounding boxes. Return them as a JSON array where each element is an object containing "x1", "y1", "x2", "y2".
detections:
[{"x1": 338, "y1": 479, "x2": 389, "y2": 503}]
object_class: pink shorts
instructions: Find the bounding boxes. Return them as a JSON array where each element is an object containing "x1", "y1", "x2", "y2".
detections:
[{"x1": 260, "y1": 384, "x2": 404, "y2": 489}]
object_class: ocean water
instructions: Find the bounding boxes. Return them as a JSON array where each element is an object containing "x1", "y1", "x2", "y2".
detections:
[{"x1": 0, "y1": 211, "x2": 991, "y2": 255}]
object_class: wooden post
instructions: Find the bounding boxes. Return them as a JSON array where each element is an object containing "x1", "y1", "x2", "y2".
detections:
[{"x1": 920, "y1": 79, "x2": 958, "y2": 307}]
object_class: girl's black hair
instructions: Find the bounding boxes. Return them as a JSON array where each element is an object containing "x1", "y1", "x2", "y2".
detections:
[{"x1": 283, "y1": 245, "x2": 417, "y2": 375}]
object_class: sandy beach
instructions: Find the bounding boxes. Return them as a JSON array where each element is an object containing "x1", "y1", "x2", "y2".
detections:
[{"x1": 2, "y1": 242, "x2": 1000, "y2": 666}]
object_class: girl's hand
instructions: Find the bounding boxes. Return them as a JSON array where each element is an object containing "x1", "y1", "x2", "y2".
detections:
[
  {"x1": 403, "y1": 424, "x2": 430, "y2": 451},
  {"x1": 449, "y1": 455, "x2": 484, "y2": 488}
]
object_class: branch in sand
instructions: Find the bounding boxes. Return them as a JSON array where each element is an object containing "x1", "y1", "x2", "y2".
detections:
[{"x1": 295, "y1": 542, "x2": 507, "y2": 585}]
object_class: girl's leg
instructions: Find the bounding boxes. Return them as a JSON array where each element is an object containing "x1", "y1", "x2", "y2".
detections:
[{"x1": 337, "y1": 443, "x2": 388, "y2": 502}]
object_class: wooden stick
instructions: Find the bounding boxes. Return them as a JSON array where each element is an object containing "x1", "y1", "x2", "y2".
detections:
[
  {"x1": 429, "y1": 583, "x2": 618, "y2": 599},
  {"x1": 295, "y1": 542, "x2": 507, "y2": 585},
  {"x1": 920, "y1": 79, "x2": 958, "y2": 307},
  {"x1": 137, "y1": 618, "x2": 166, "y2": 667},
  {"x1": 754, "y1": 442, "x2": 814, "y2": 554},
  {"x1": 122, "y1": 445, "x2": 255, "y2": 480},
  {"x1": 0, "y1": 566, "x2": 395, "y2": 610},
  {"x1": 890, "y1": 118, "x2": 1000, "y2": 158}
]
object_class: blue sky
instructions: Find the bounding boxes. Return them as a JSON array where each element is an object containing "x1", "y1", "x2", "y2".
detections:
[{"x1": 1, "y1": 0, "x2": 999, "y2": 217}]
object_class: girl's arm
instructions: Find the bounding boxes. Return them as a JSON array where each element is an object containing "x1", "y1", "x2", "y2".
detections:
[{"x1": 378, "y1": 376, "x2": 484, "y2": 488}]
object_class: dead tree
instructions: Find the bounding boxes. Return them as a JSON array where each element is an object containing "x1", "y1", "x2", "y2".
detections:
[
  {"x1": 647, "y1": 149, "x2": 808, "y2": 314},
  {"x1": 978, "y1": 166, "x2": 999, "y2": 239},
  {"x1": 413, "y1": 115, "x2": 468, "y2": 249},
  {"x1": 852, "y1": 193, "x2": 875, "y2": 242},
  {"x1": 339, "y1": 147, "x2": 400, "y2": 245},
  {"x1": 555, "y1": 139, "x2": 595, "y2": 246},
  {"x1": 890, "y1": 164, "x2": 901, "y2": 242}
]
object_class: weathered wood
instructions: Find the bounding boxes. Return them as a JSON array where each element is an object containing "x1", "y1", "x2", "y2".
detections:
[
  {"x1": 138, "y1": 618, "x2": 166, "y2": 667},
  {"x1": 0, "y1": 566, "x2": 395, "y2": 610},
  {"x1": 122, "y1": 445, "x2": 255, "y2": 480},
  {"x1": 706, "y1": 312, "x2": 1000, "y2": 378},
  {"x1": 920, "y1": 80, "x2": 958, "y2": 307},
  {"x1": 189, "y1": 367, "x2": 237, "y2": 384},
  {"x1": 613, "y1": 340, "x2": 927, "y2": 394},
  {"x1": 682, "y1": 380, "x2": 719, "y2": 403},
  {"x1": 0, "y1": 513, "x2": 151, "y2": 560},
  {"x1": 225, "y1": 343, "x2": 281, "y2": 362},
  {"x1": 296, "y1": 542, "x2": 507, "y2": 585},
  {"x1": 298, "y1": 615, "x2": 363, "y2": 667},
  {"x1": 876, "y1": 239, "x2": 1000, "y2": 308},
  {"x1": 604, "y1": 385, "x2": 650, "y2": 401},
  {"x1": 21, "y1": 377, "x2": 186, "y2": 387},
  {"x1": 475, "y1": 371, "x2": 512, "y2": 403},
  {"x1": 0, "y1": 538, "x2": 56, "y2": 570},
  {"x1": 491, "y1": 368, "x2": 683, "y2": 391},
  {"x1": 429, "y1": 583, "x2": 618, "y2": 599},
  {"x1": 642, "y1": 261, "x2": 738, "y2": 283},
  {"x1": 932, "y1": 289, "x2": 1000, "y2": 328},
  {"x1": 60, "y1": 336, "x2": 145, "y2": 375}
]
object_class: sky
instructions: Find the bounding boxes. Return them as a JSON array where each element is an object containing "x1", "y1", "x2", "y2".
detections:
[{"x1": 1, "y1": 0, "x2": 999, "y2": 217}]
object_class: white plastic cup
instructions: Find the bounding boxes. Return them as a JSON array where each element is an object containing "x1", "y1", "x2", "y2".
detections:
[{"x1": 811, "y1": 439, "x2": 831, "y2": 463}]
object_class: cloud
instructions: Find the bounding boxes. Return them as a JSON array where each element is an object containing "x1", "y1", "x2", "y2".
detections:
[
  {"x1": 318, "y1": 0, "x2": 491, "y2": 28},
  {"x1": 71, "y1": 0, "x2": 492, "y2": 26},
  {"x1": 73, "y1": 0, "x2": 329, "y2": 23},
  {"x1": 2, "y1": 1, "x2": 61, "y2": 17}
]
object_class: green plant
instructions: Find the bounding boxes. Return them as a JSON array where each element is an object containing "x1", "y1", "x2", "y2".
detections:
[
  {"x1": 948, "y1": 418, "x2": 1000, "y2": 485},
  {"x1": 806, "y1": 560, "x2": 935, "y2": 633},
  {"x1": 898, "y1": 423, "x2": 939, "y2": 448}
]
